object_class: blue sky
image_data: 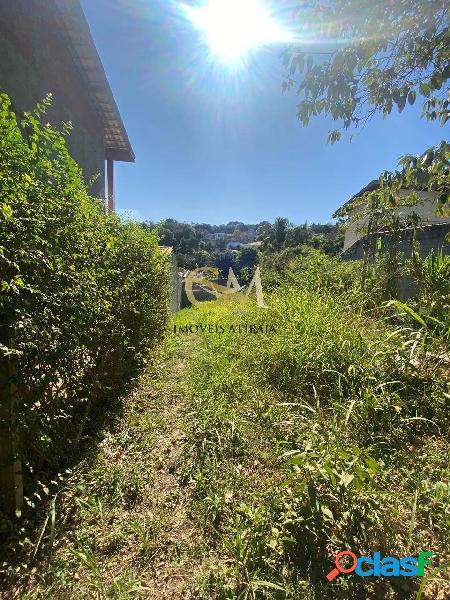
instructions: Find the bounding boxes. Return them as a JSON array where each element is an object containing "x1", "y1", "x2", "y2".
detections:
[{"x1": 81, "y1": 0, "x2": 446, "y2": 225}]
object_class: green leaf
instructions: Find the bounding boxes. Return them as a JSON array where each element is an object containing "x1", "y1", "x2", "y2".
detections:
[
  {"x1": 340, "y1": 472, "x2": 355, "y2": 488},
  {"x1": 0, "y1": 202, "x2": 13, "y2": 219},
  {"x1": 322, "y1": 506, "x2": 334, "y2": 521},
  {"x1": 252, "y1": 580, "x2": 287, "y2": 592},
  {"x1": 366, "y1": 457, "x2": 379, "y2": 474},
  {"x1": 387, "y1": 300, "x2": 427, "y2": 328}
]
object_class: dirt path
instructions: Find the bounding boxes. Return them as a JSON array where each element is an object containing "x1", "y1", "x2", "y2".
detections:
[
  {"x1": 137, "y1": 336, "x2": 210, "y2": 599},
  {"x1": 5, "y1": 334, "x2": 212, "y2": 599}
]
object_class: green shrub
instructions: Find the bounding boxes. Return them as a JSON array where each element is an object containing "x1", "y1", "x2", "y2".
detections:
[
  {"x1": 261, "y1": 247, "x2": 361, "y2": 300},
  {"x1": 0, "y1": 94, "x2": 170, "y2": 515}
]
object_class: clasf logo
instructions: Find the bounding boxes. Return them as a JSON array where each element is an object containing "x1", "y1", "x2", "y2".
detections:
[{"x1": 326, "y1": 551, "x2": 433, "y2": 581}]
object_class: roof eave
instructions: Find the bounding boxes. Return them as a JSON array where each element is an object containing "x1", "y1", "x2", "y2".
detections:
[
  {"x1": 333, "y1": 179, "x2": 380, "y2": 218},
  {"x1": 53, "y1": 0, "x2": 135, "y2": 164},
  {"x1": 106, "y1": 148, "x2": 135, "y2": 163}
]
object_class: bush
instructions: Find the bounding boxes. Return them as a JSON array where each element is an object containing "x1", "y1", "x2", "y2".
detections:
[
  {"x1": 0, "y1": 94, "x2": 170, "y2": 517},
  {"x1": 261, "y1": 247, "x2": 361, "y2": 299}
]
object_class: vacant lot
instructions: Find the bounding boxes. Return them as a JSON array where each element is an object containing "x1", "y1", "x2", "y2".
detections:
[{"x1": 1, "y1": 289, "x2": 449, "y2": 599}]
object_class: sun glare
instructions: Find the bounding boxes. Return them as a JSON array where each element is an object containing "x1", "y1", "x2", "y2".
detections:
[{"x1": 184, "y1": 0, "x2": 293, "y2": 66}]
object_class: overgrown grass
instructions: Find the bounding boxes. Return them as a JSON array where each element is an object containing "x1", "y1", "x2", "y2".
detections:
[
  {"x1": 2, "y1": 283, "x2": 448, "y2": 599},
  {"x1": 174, "y1": 288, "x2": 450, "y2": 599}
]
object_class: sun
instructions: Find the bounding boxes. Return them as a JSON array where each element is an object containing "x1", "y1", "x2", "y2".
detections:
[{"x1": 184, "y1": 0, "x2": 292, "y2": 66}]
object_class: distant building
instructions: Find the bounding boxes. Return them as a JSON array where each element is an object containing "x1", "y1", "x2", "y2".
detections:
[
  {"x1": 227, "y1": 241, "x2": 245, "y2": 250},
  {"x1": 334, "y1": 180, "x2": 450, "y2": 260},
  {"x1": 0, "y1": 0, "x2": 134, "y2": 209},
  {"x1": 205, "y1": 232, "x2": 230, "y2": 242}
]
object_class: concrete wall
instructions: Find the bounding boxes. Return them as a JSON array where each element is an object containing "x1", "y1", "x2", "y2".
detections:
[
  {"x1": 342, "y1": 224, "x2": 450, "y2": 261},
  {"x1": 342, "y1": 224, "x2": 449, "y2": 299},
  {"x1": 344, "y1": 191, "x2": 450, "y2": 252},
  {"x1": 170, "y1": 255, "x2": 182, "y2": 313},
  {"x1": 159, "y1": 248, "x2": 182, "y2": 312},
  {"x1": 0, "y1": 0, "x2": 105, "y2": 198}
]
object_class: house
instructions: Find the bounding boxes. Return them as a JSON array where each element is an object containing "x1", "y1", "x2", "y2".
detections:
[
  {"x1": 227, "y1": 241, "x2": 245, "y2": 250},
  {"x1": 0, "y1": 0, "x2": 134, "y2": 210},
  {"x1": 205, "y1": 232, "x2": 230, "y2": 242},
  {"x1": 334, "y1": 180, "x2": 450, "y2": 260}
]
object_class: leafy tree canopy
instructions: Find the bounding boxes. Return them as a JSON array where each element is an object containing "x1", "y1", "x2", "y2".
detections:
[
  {"x1": 283, "y1": 0, "x2": 449, "y2": 142},
  {"x1": 258, "y1": 217, "x2": 343, "y2": 254}
]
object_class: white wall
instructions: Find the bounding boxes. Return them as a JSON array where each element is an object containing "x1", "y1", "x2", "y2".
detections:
[{"x1": 343, "y1": 191, "x2": 450, "y2": 252}]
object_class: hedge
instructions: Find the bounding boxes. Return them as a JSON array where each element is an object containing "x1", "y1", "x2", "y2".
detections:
[{"x1": 0, "y1": 94, "x2": 170, "y2": 521}]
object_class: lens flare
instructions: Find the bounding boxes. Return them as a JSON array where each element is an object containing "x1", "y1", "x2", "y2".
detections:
[{"x1": 183, "y1": 0, "x2": 293, "y2": 67}]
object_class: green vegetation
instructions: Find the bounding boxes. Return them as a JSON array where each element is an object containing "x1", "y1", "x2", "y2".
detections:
[
  {"x1": 145, "y1": 218, "x2": 342, "y2": 275},
  {"x1": 3, "y1": 245, "x2": 448, "y2": 598},
  {"x1": 1, "y1": 105, "x2": 446, "y2": 595},
  {"x1": 283, "y1": 0, "x2": 449, "y2": 138},
  {"x1": 144, "y1": 219, "x2": 261, "y2": 269},
  {"x1": 1, "y1": 0, "x2": 449, "y2": 589},
  {"x1": 283, "y1": 1, "x2": 449, "y2": 219},
  {"x1": 260, "y1": 247, "x2": 360, "y2": 296},
  {"x1": 0, "y1": 94, "x2": 170, "y2": 532},
  {"x1": 0, "y1": 338, "x2": 203, "y2": 599},
  {"x1": 170, "y1": 258, "x2": 449, "y2": 598},
  {"x1": 258, "y1": 219, "x2": 343, "y2": 256}
]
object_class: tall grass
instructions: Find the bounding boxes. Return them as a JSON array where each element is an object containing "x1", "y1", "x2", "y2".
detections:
[{"x1": 174, "y1": 287, "x2": 449, "y2": 599}]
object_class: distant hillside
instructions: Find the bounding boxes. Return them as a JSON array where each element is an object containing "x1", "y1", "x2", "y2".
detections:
[{"x1": 142, "y1": 218, "x2": 344, "y2": 276}]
